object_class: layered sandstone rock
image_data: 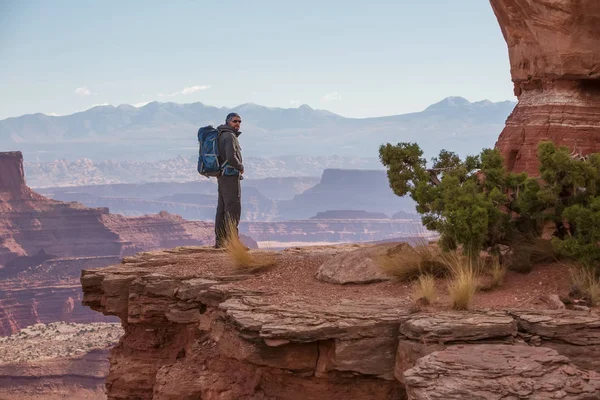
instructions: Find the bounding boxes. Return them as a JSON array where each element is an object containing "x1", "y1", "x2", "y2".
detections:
[
  {"x1": 0, "y1": 349, "x2": 110, "y2": 400},
  {"x1": 80, "y1": 247, "x2": 600, "y2": 400},
  {"x1": 0, "y1": 151, "x2": 214, "y2": 336},
  {"x1": 404, "y1": 344, "x2": 600, "y2": 399},
  {"x1": 491, "y1": 0, "x2": 600, "y2": 175}
]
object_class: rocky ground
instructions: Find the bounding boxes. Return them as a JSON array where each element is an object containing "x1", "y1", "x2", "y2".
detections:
[
  {"x1": 80, "y1": 244, "x2": 600, "y2": 399},
  {"x1": 87, "y1": 243, "x2": 575, "y2": 311}
]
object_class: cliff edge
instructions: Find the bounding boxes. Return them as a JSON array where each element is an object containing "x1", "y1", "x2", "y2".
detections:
[{"x1": 81, "y1": 246, "x2": 600, "y2": 399}]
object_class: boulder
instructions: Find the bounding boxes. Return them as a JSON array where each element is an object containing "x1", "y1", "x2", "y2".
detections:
[{"x1": 315, "y1": 244, "x2": 396, "y2": 284}]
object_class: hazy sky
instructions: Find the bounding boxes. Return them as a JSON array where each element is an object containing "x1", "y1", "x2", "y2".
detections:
[{"x1": 0, "y1": 0, "x2": 515, "y2": 120}]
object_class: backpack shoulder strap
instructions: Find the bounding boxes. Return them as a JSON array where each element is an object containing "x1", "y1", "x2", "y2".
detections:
[{"x1": 215, "y1": 128, "x2": 228, "y2": 168}]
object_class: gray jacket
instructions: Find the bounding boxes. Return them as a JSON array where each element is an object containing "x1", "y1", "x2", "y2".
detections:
[{"x1": 217, "y1": 125, "x2": 244, "y2": 173}]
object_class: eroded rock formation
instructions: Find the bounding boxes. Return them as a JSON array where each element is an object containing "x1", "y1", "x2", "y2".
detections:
[
  {"x1": 491, "y1": 0, "x2": 600, "y2": 175},
  {"x1": 0, "y1": 151, "x2": 25, "y2": 189},
  {"x1": 0, "y1": 151, "x2": 214, "y2": 336},
  {"x1": 81, "y1": 247, "x2": 600, "y2": 400}
]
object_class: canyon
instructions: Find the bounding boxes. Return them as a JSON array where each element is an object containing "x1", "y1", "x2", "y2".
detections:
[
  {"x1": 0, "y1": 151, "x2": 422, "y2": 338},
  {"x1": 240, "y1": 219, "x2": 426, "y2": 247},
  {"x1": 70, "y1": 2, "x2": 600, "y2": 399},
  {"x1": 492, "y1": 0, "x2": 600, "y2": 175},
  {"x1": 0, "y1": 321, "x2": 122, "y2": 399},
  {"x1": 37, "y1": 169, "x2": 416, "y2": 223},
  {"x1": 0, "y1": 151, "x2": 214, "y2": 336},
  {"x1": 5, "y1": 2, "x2": 600, "y2": 398}
]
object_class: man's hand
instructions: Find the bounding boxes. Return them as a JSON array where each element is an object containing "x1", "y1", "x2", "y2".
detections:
[{"x1": 240, "y1": 168, "x2": 244, "y2": 175}]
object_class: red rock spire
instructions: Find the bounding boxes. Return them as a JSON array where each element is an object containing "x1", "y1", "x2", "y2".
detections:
[{"x1": 0, "y1": 151, "x2": 26, "y2": 189}]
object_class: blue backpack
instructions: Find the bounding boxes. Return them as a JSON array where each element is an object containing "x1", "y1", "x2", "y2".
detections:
[{"x1": 197, "y1": 125, "x2": 226, "y2": 177}]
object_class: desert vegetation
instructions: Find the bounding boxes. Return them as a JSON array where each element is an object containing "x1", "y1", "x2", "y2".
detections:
[
  {"x1": 412, "y1": 274, "x2": 436, "y2": 305},
  {"x1": 486, "y1": 255, "x2": 507, "y2": 289},
  {"x1": 377, "y1": 243, "x2": 447, "y2": 281},
  {"x1": 570, "y1": 266, "x2": 600, "y2": 306},
  {"x1": 379, "y1": 141, "x2": 600, "y2": 309},
  {"x1": 223, "y1": 217, "x2": 276, "y2": 272}
]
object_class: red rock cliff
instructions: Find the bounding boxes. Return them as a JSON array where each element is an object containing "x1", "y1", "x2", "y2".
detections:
[
  {"x1": 491, "y1": 0, "x2": 600, "y2": 175},
  {"x1": 0, "y1": 151, "x2": 25, "y2": 189}
]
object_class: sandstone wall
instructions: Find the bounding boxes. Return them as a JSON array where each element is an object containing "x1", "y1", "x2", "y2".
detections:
[{"x1": 491, "y1": 0, "x2": 600, "y2": 175}]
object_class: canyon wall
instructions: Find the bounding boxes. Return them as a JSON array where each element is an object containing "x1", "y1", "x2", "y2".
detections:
[
  {"x1": 0, "y1": 256, "x2": 121, "y2": 336},
  {"x1": 491, "y1": 0, "x2": 600, "y2": 175},
  {"x1": 0, "y1": 349, "x2": 110, "y2": 399},
  {"x1": 0, "y1": 321, "x2": 122, "y2": 399}
]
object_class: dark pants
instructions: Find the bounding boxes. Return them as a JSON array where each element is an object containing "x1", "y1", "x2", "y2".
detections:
[{"x1": 214, "y1": 175, "x2": 241, "y2": 247}]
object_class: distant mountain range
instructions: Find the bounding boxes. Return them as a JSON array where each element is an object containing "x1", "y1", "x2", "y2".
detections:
[{"x1": 2, "y1": 97, "x2": 515, "y2": 163}]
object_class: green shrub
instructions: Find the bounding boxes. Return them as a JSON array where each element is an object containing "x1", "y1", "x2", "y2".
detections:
[{"x1": 379, "y1": 140, "x2": 600, "y2": 272}]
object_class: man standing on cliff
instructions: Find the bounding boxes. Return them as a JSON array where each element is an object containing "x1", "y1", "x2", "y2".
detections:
[{"x1": 214, "y1": 112, "x2": 244, "y2": 248}]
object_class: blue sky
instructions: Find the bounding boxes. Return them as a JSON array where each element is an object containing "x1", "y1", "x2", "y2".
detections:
[{"x1": 0, "y1": 0, "x2": 514, "y2": 120}]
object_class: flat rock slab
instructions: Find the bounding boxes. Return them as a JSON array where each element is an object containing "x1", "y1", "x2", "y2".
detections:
[
  {"x1": 221, "y1": 296, "x2": 411, "y2": 342},
  {"x1": 314, "y1": 244, "x2": 396, "y2": 284},
  {"x1": 512, "y1": 310, "x2": 600, "y2": 346},
  {"x1": 404, "y1": 344, "x2": 600, "y2": 400},
  {"x1": 400, "y1": 311, "x2": 517, "y2": 343}
]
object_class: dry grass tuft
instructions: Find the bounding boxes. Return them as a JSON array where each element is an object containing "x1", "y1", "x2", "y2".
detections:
[
  {"x1": 445, "y1": 252, "x2": 478, "y2": 310},
  {"x1": 412, "y1": 274, "x2": 436, "y2": 305},
  {"x1": 488, "y1": 256, "x2": 507, "y2": 289},
  {"x1": 223, "y1": 218, "x2": 276, "y2": 272},
  {"x1": 377, "y1": 243, "x2": 448, "y2": 281},
  {"x1": 570, "y1": 266, "x2": 600, "y2": 306}
]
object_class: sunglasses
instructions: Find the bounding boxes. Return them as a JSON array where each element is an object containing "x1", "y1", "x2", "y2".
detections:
[{"x1": 231, "y1": 119, "x2": 242, "y2": 123}]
